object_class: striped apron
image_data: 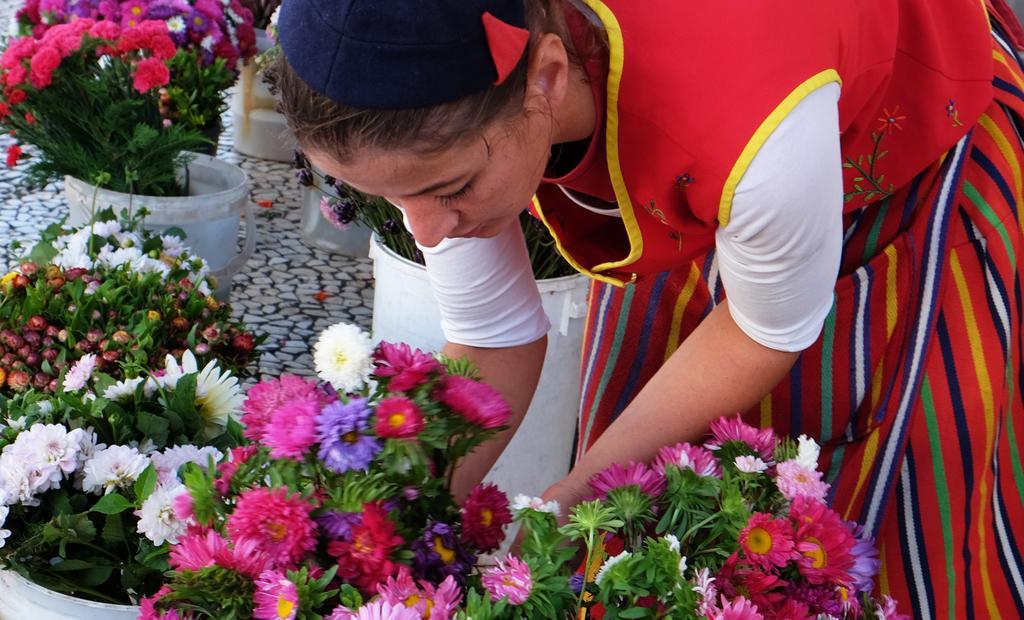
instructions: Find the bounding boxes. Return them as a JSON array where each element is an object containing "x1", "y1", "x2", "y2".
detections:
[{"x1": 573, "y1": 26, "x2": 1024, "y2": 618}]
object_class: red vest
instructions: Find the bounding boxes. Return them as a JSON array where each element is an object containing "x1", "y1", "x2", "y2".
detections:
[{"x1": 534, "y1": 0, "x2": 996, "y2": 286}]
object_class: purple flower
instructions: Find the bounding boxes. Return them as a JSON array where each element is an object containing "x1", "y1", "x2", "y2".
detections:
[
  {"x1": 186, "y1": 7, "x2": 209, "y2": 33},
  {"x1": 317, "y1": 511, "x2": 361, "y2": 540},
  {"x1": 412, "y1": 522, "x2": 475, "y2": 584},
  {"x1": 569, "y1": 574, "x2": 584, "y2": 594},
  {"x1": 316, "y1": 398, "x2": 381, "y2": 473},
  {"x1": 319, "y1": 196, "x2": 357, "y2": 230},
  {"x1": 785, "y1": 582, "x2": 845, "y2": 617},
  {"x1": 847, "y1": 521, "x2": 880, "y2": 593}
]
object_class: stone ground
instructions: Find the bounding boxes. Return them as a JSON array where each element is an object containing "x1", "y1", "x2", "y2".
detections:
[{"x1": 0, "y1": 35, "x2": 375, "y2": 382}]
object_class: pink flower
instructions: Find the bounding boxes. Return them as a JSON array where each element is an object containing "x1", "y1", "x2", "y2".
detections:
[
  {"x1": 739, "y1": 513, "x2": 797, "y2": 569},
  {"x1": 588, "y1": 461, "x2": 665, "y2": 499},
  {"x1": 219, "y1": 537, "x2": 275, "y2": 578},
  {"x1": 2, "y1": 37, "x2": 37, "y2": 71},
  {"x1": 28, "y1": 44, "x2": 60, "y2": 88},
  {"x1": 373, "y1": 342, "x2": 442, "y2": 392},
  {"x1": 707, "y1": 415, "x2": 777, "y2": 461},
  {"x1": 332, "y1": 601, "x2": 420, "y2": 620},
  {"x1": 132, "y1": 56, "x2": 169, "y2": 92},
  {"x1": 788, "y1": 496, "x2": 855, "y2": 586},
  {"x1": 481, "y1": 555, "x2": 533, "y2": 605},
  {"x1": 653, "y1": 442, "x2": 721, "y2": 477},
  {"x1": 712, "y1": 595, "x2": 764, "y2": 620},
  {"x1": 264, "y1": 399, "x2": 320, "y2": 459},
  {"x1": 377, "y1": 568, "x2": 461, "y2": 620},
  {"x1": 215, "y1": 445, "x2": 258, "y2": 495},
  {"x1": 774, "y1": 460, "x2": 829, "y2": 501},
  {"x1": 227, "y1": 487, "x2": 318, "y2": 568},
  {"x1": 242, "y1": 376, "x2": 327, "y2": 442},
  {"x1": 875, "y1": 595, "x2": 910, "y2": 619},
  {"x1": 434, "y1": 375, "x2": 510, "y2": 429},
  {"x1": 172, "y1": 490, "x2": 193, "y2": 521},
  {"x1": 139, "y1": 586, "x2": 180, "y2": 620},
  {"x1": 254, "y1": 570, "x2": 299, "y2": 620},
  {"x1": 374, "y1": 396, "x2": 425, "y2": 439},
  {"x1": 169, "y1": 528, "x2": 228, "y2": 571},
  {"x1": 460, "y1": 483, "x2": 512, "y2": 553},
  {"x1": 88, "y1": 19, "x2": 120, "y2": 40}
]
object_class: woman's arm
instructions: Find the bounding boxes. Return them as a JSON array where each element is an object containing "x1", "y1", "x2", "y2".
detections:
[{"x1": 545, "y1": 301, "x2": 798, "y2": 505}]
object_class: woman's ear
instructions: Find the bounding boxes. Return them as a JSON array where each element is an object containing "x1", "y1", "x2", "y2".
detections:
[{"x1": 525, "y1": 33, "x2": 571, "y2": 109}]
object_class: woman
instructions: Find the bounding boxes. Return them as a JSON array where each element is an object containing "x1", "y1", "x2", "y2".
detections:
[{"x1": 274, "y1": 0, "x2": 1024, "y2": 615}]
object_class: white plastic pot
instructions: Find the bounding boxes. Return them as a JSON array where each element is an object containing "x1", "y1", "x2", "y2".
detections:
[
  {"x1": 230, "y1": 29, "x2": 295, "y2": 162},
  {"x1": 63, "y1": 153, "x2": 257, "y2": 301},
  {"x1": 369, "y1": 235, "x2": 589, "y2": 497},
  {"x1": 299, "y1": 183, "x2": 372, "y2": 257},
  {"x1": 0, "y1": 570, "x2": 139, "y2": 620}
]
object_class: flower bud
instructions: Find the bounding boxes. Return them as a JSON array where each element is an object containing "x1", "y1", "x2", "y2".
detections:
[
  {"x1": 232, "y1": 333, "x2": 255, "y2": 352},
  {"x1": 18, "y1": 261, "x2": 38, "y2": 276},
  {"x1": 32, "y1": 372, "x2": 49, "y2": 389},
  {"x1": 6, "y1": 369, "x2": 29, "y2": 391},
  {"x1": 171, "y1": 317, "x2": 189, "y2": 331},
  {"x1": 112, "y1": 330, "x2": 131, "y2": 345},
  {"x1": 26, "y1": 315, "x2": 46, "y2": 331},
  {"x1": 86, "y1": 329, "x2": 102, "y2": 343}
]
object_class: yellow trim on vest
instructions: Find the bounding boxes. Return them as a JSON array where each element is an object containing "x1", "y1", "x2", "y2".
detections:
[
  {"x1": 579, "y1": 0, "x2": 644, "y2": 275},
  {"x1": 718, "y1": 69, "x2": 842, "y2": 227},
  {"x1": 531, "y1": 197, "x2": 627, "y2": 287}
]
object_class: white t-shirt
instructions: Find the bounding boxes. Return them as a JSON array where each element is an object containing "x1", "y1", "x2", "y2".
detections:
[{"x1": 417, "y1": 82, "x2": 843, "y2": 352}]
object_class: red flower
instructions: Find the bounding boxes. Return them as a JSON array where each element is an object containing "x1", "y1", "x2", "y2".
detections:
[
  {"x1": 374, "y1": 396, "x2": 425, "y2": 439},
  {"x1": 132, "y1": 57, "x2": 169, "y2": 93},
  {"x1": 373, "y1": 341, "x2": 442, "y2": 392},
  {"x1": 28, "y1": 45, "x2": 61, "y2": 89},
  {"x1": 6, "y1": 144, "x2": 22, "y2": 168},
  {"x1": 24, "y1": 112, "x2": 34, "y2": 124},
  {"x1": 435, "y1": 375, "x2": 511, "y2": 429},
  {"x1": 327, "y1": 503, "x2": 404, "y2": 593},
  {"x1": 460, "y1": 483, "x2": 512, "y2": 553},
  {"x1": 0, "y1": 102, "x2": 8, "y2": 119},
  {"x1": 1, "y1": 37, "x2": 36, "y2": 72},
  {"x1": 7, "y1": 89, "x2": 26, "y2": 105},
  {"x1": 88, "y1": 20, "x2": 121, "y2": 41}
]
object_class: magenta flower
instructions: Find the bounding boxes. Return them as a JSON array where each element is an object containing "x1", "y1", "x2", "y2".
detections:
[
  {"x1": 374, "y1": 396, "x2": 425, "y2": 439},
  {"x1": 241, "y1": 376, "x2": 328, "y2": 442},
  {"x1": 373, "y1": 341, "x2": 442, "y2": 392},
  {"x1": 588, "y1": 461, "x2": 665, "y2": 499},
  {"x1": 712, "y1": 595, "x2": 764, "y2": 620},
  {"x1": 434, "y1": 375, "x2": 510, "y2": 429},
  {"x1": 377, "y1": 567, "x2": 462, "y2": 619},
  {"x1": 169, "y1": 528, "x2": 228, "y2": 571},
  {"x1": 775, "y1": 460, "x2": 830, "y2": 501},
  {"x1": 707, "y1": 415, "x2": 777, "y2": 461},
  {"x1": 253, "y1": 570, "x2": 298, "y2": 620},
  {"x1": 482, "y1": 555, "x2": 533, "y2": 605},
  {"x1": 738, "y1": 513, "x2": 797, "y2": 569},
  {"x1": 264, "y1": 399, "x2": 320, "y2": 460},
  {"x1": 226, "y1": 487, "x2": 317, "y2": 568},
  {"x1": 653, "y1": 442, "x2": 721, "y2": 477}
]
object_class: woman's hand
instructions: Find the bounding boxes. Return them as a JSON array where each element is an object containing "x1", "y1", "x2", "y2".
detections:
[{"x1": 541, "y1": 475, "x2": 591, "y2": 526}]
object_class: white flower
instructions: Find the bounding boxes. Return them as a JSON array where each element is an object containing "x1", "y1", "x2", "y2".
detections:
[
  {"x1": 166, "y1": 15, "x2": 186, "y2": 34},
  {"x1": 63, "y1": 354, "x2": 97, "y2": 392},
  {"x1": 510, "y1": 494, "x2": 561, "y2": 516},
  {"x1": 6, "y1": 423, "x2": 84, "y2": 477},
  {"x1": 134, "y1": 484, "x2": 188, "y2": 546},
  {"x1": 159, "y1": 234, "x2": 187, "y2": 258},
  {"x1": 595, "y1": 551, "x2": 632, "y2": 586},
  {"x1": 678, "y1": 555, "x2": 688, "y2": 578},
  {"x1": 159, "y1": 351, "x2": 244, "y2": 437},
  {"x1": 734, "y1": 455, "x2": 769, "y2": 473},
  {"x1": 0, "y1": 506, "x2": 10, "y2": 548},
  {"x1": 4, "y1": 416, "x2": 27, "y2": 432},
  {"x1": 0, "y1": 453, "x2": 57, "y2": 506},
  {"x1": 796, "y1": 434, "x2": 821, "y2": 471},
  {"x1": 103, "y1": 376, "x2": 145, "y2": 401},
  {"x1": 81, "y1": 445, "x2": 150, "y2": 495},
  {"x1": 313, "y1": 322, "x2": 375, "y2": 393},
  {"x1": 693, "y1": 567, "x2": 717, "y2": 615},
  {"x1": 75, "y1": 427, "x2": 106, "y2": 469},
  {"x1": 151, "y1": 445, "x2": 222, "y2": 485},
  {"x1": 663, "y1": 534, "x2": 680, "y2": 554}
]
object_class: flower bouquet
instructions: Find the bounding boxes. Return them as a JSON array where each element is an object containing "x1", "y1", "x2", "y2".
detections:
[
  {"x1": 15, "y1": 0, "x2": 256, "y2": 145},
  {"x1": 0, "y1": 344, "x2": 245, "y2": 603},
  {"x1": 140, "y1": 321, "x2": 519, "y2": 618},
  {"x1": 0, "y1": 208, "x2": 260, "y2": 395}
]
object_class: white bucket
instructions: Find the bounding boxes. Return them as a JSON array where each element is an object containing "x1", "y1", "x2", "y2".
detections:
[
  {"x1": 0, "y1": 570, "x2": 139, "y2": 620},
  {"x1": 369, "y1": 235, "x2": 588, "y2": 497},
  {"x1": 299, "y1": 184, "x2": 372, "y2": 257},
  {"x1": 230, "y1": 30, "x2": 295, "y2": 162},
  {"x1": 63, "y1": 153, "x2": 257, "y2": 300}
]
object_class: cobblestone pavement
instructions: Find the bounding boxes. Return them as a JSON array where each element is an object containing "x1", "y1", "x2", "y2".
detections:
[{"x1": 0, "y1": 27, "x2": 375, "y2": 381}]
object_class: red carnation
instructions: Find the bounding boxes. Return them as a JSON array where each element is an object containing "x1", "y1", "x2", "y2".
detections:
[
  {"x1": 28, "y1": 45, "x2": 60, "y2": 89},
  {"x1": 6, "y1": 89, "x2": 26, "y2": 105},
  {"x1": 0, "y1": 102, "x2": 8, "y2": 119},
  {"x1": 88, "y1": 20, "x2": 120, "y2": 41},
  {"x1": 460, "y1": 483, "x2": 512, "y2": 553},
  {"x1": 132, "y1": 57, "x2": 169, "y2": 93},
  {"x1": 6, "y1": 144, "x2": 22, "y2": 168},
  {"x1": 24, "y1": 112, "x2": 34, "y2": 124}
]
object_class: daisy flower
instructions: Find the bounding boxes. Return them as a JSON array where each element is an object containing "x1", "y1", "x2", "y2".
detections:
[
  {"x1": 254, "y1": 570, "x2": 299, "y2": 620},
  {"x1": 102, "y1": 376, "x2": 145, "y2": 401},
  {"x1": 313, "y1": 322, "x2": 375, "y2": 392},
  {"x1": 62, "y1": 353, "x2": 97, "y2": 392},
  {"x1": 739, "y1": 513, "x2": 797, "y2": 569}
]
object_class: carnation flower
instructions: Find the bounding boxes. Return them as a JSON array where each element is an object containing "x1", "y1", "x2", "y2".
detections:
[
  {"x1": 328, "y1": 503, "x2": 403, "y2": 593},
  {"x1": 135, "y1": 483, "x2": 188, "y2": 545},
  {"x1": 264, "y1": 399, "x2": 320, "y2": 459},
  {"x1": 132, "y1": 56, "x2": 169, "y2": 92},
  {"x1": 151, "y1": 445, "x2": 222, "y2": 485},
  {"x1": 411, "y1": 521, "x2": 475, "y2": 584},
  {"x1": 734, "y1": 455, "x2": 769, "y2": 473},
  {"x1": 510, "y1": 494, "x2": 560, "y2": 515},
  {"x1": 242, "y1": 376, "x2": 327, "y2": 442},
  {"x1": 788, "y1": 496, "x2": 855, "y2": 586},
  {"x1": 81, "y1": 445, "x2": 150, "y2": 494},
  {"x1": 482, "y1": 555, "x2": 532, "y2": 605},
  {"x1": 102, "y1": 376, "x2": 145, "y2": 401},
  {"x1": 775, "y1": 459, "x2": 830, "y2": 501},
  {"x1": 435, "y1": 375, "x2": 510, "y2": 429},
  {"x1": 374, "y1": 397, "x2": 425, "y2": 439},
  {"x1": 317, "y1": 398, "x2": 382, "y2": 473},
  {"x1": 254, "y1": 570, "x2": 299, "y2": 620},
  {"x1": 653, "y1": 442, "x2": 721, "y2": 477},
  {"x1": 588, "y1": 461, "x2": 665, "y2": 499},
  {"x1": 739, "y1": 513, "x2": 797, "y2": 569},
  {"x1": 460, "y1": 483, "x2": 512, "y2": 553},
  {"x1": 62, "y1": 353, "x2": 97, "y2": 392},
  {"x1": 372, "y1": 342, "x2": 442, "y2": 392},
  {"x1": 707, "y1": 415, "x2": 777, "y2": 461},
  {"x1": 313, "y1": 322, "x2": 375, "y2": 392},
  {"x1": 226, "y1": 487, "x2": 317, "y2": 568},
  {"x1": 6, "y1": 423, "x2": 84, "y2": 478}
]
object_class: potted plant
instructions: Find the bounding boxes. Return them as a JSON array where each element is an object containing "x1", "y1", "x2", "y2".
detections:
[
  {"x1": 231, "y1": 0, "x2": 295, "y2": 161},
  {"x1": 293, "y1": 153, "x2": 588, "y2": 501}
]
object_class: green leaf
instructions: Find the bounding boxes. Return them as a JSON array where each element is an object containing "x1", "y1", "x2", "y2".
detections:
[
  {"x1": 91, "y1": 492, "x2": 134, "y2": 515},
  {"x1": 102, "y1": 513, "x2": 127, "y2": 544},
  {"x1": 26, "y1": 241, "x2": 58, "y2": 265},
  {"x1": 134, "y1": 463, "x2": 158, "y2": 503},
  {"x1": 136, "y1": 411, "x2": 170, "y2": 447}
]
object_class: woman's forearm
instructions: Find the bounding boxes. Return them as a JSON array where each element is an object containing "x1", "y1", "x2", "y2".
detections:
[
  {"x1": 446, "y1": 335, "x2": 548, "y2": 500},
  {"x1": 562, "y1": 302, "x2": 799, "y2": 492}
]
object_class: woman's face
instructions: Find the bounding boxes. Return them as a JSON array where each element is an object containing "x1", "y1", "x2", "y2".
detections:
[{"x1": 306, "y1": 110, "x2": 554, "y2": 248}]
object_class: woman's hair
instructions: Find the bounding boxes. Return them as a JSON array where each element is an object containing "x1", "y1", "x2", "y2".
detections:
[{"x1": 268, "y1": 0, "x2": 604, "y2": 160}]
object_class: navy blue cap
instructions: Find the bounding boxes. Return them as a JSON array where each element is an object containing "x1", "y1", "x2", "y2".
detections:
[{"x1": 278, "y1": 0, "x2": 530, "y2": 109}]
